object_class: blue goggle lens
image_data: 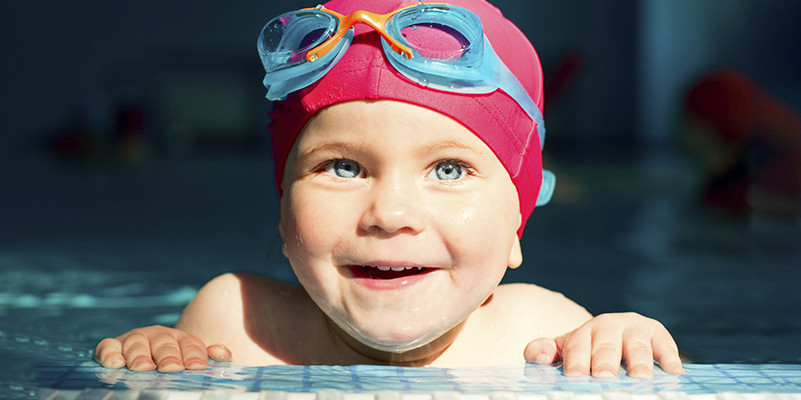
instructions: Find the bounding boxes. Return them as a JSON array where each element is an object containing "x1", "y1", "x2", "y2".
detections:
[
  {"x1": 389, "y1": 4, "x2": 481, "y2": 63},
  {"x1": 258, "y1": 10, "x2": 339, "y2": 73},
  {"x1": 258, "y1": 9, "x2": 354, "y2": 100}
]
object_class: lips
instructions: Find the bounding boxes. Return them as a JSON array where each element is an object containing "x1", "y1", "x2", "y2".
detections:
[{"x1": 350, "y1": 265, "x2": 432, "y2": 280}]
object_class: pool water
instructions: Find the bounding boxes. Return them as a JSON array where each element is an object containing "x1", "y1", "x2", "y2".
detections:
[{"x1": 1, "y1": 147, "x2": 800, "y2": 397}]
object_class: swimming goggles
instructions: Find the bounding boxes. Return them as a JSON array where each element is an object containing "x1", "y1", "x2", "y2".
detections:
[{"x1": 257, "y1": 2, "x2": 546, "y2": 148}]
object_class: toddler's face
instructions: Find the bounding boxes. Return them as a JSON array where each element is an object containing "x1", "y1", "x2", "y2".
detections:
[{"x1": 279, "y1": 100, "x2": 522, "y2": 355}]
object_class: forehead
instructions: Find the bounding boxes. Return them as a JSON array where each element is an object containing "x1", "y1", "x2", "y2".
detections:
[{"x1": 294, "y1": 100, "x2": 492, "y2": 152}]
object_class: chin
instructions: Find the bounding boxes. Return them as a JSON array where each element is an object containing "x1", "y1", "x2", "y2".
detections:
[
  {"x1": 353, "y1": 336, "x2": 435, "y2": 353},
  {"x1": 345, "y1": 321, "x2": 444, "y2": 353}
]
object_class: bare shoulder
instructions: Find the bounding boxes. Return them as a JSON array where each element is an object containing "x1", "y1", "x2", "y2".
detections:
[
  {"x1": 439, "y1": 283, "x2": 593, "y2": 365},
  {"x1": 176, "y1": 274, "x2": 247, "y2": 330},
  {"x1": 492, "y1": 282, "x2": 588, "y2": 306},
  {"x1": 485, "y1": 283, "x2": 592, "y2": 337},
  {"x1": 178, "y1": 272, "x2": 309, "y2": 326},
  {"x1": 192, "y1": 272, "x2": 305, "y2": 302},
  {"x1": 176, "y1": 273, "x2": 313, "y2": 364}
]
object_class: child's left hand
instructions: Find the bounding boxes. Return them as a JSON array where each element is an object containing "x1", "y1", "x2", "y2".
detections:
[{"x1": 524, "y1": 312, "x2": 685, "y2": 378}]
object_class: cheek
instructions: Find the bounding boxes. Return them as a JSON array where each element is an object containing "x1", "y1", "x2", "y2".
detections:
[
  {"x1": 282, "y1": 192, "x2": 324, "y2": 255},
  {"x1": 443, "y1": 187, "x2": 519, "y2": 266},
  {"x1": 442, "y1": 203, "x2": 513, "y2": 313},
  {"x1": 280, "y1": 191, "x2": 340, "y2": 300},
  {"x1": 280, "y1": 186, "x2": 355, "y2": 264}
]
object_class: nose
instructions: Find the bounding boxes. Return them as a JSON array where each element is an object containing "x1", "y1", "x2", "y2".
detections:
[{"x1": 358, "y1": 174, "x2": 425, "y2": 237}]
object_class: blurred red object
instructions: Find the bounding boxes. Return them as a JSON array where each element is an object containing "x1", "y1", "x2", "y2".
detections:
[{"x1": 684, "y1": 69, "x2": 801, "y2": 219}]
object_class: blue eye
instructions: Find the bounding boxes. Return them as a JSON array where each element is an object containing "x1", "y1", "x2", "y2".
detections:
[
  {"x1": 328, "y1": 159, "x2": 362, "y2": 178},
  {"x1": 432, "y1": 161, "x2": 464, "y2": 180}
]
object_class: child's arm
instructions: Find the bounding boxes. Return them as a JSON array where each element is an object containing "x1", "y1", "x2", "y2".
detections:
[
  {"x1": 94, "y1": 325, "x2": 232, "y2": 372},
  {"x1": 523, "y1": 312, "x2": 685, "y2": 378},
  {"x1": 93, "y1": 275, "x2": 241, "y2": 372},
  {"x1": 94, "y1": 273, "x2": 301, "y2": 371}
]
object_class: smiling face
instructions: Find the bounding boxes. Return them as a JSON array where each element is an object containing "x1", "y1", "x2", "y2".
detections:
[{"x1": 279, "y1": 100, "x2": 523, "y2": 362}]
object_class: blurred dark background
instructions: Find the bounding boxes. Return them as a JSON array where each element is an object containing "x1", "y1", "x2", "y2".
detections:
[
  {"x1": 2, "y1": 1, "x2": 800, "y2": 151},
  {"x1": 1, "y1": 0, "x2": 800, "y2": 366}
]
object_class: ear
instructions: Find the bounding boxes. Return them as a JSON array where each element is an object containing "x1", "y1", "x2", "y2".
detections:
[
  {"x1": 507, "y1": 208, "x2": 523, "y2": 269},
  {"x1": 508, "y1": 236, "x2": 523, "y2": 269},
  {"x1": 278, "y1": 201, "x2": 289, "y2": 258},
  {"x1": 278, "y1": 218, "x2": 289, "y2": 258}
]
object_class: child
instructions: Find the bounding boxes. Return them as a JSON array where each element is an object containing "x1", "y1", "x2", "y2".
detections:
[{"x1": 95, "y1": 0, "x2": 684, "y2": 378}]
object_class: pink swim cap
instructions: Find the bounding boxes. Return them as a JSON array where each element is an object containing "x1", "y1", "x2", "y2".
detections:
[{"x1": 268, "y1": 0, "x2": 545, "y2": 236}]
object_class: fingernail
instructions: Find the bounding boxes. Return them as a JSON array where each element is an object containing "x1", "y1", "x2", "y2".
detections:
[
  {"x1": 157, "y1": 363, "x2": 185, "y2": 373},
  {"x1": 628, "y1": 367, "x2": 653, "y2": 378},
  {"x1": 670, "y1": 365, "x2": 687, "y2": 375},
  {"x1": 106, "y1": 356, "x2": 125, "y2": 369},
  {"x1": 593, "y1": 369, "x2": 618, "y2": 378},
  {"x1": 131, "y1": 361, "x2": 155, "y2": 371}
]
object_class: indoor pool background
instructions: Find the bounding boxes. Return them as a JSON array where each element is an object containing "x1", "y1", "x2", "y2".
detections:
[
  {"x1": 4, "y1": 0, "x2": 801, "y2": 398},
  {"x1": 1, "y1": 144, "x2": 800, "y2": 396}
]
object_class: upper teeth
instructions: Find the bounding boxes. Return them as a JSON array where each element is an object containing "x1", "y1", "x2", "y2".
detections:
[{"x1": 375, "y1": 266, "x2": 422, "y2": 271}]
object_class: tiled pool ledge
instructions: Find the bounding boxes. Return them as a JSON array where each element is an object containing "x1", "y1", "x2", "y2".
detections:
[{"x1": 37, "y1": 362, "x2": 801, "y2": 398}]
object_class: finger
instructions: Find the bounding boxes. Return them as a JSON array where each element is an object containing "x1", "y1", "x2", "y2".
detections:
[
  {"x1": 207, "y1": 344, "x2": 233, "y2": 363},
  {"x1": 121, "y1": 332, "x2": 157, "y2": 371},
  {"x1": 589, "y1": 325, "x2": 624, "y2": 378},
  {"x1": 150, "y1": 333, "x2": 186, "y2": 373},
  {"x1": 559, "y1": 327, "x2": 592, "y2": 376},
  {"x1": 177, "y1": 334, "x2": 210, "y2": 370},
  {"x1": 652, "y1": 327, "x2": 685, "y2": 375},
  {"x1": 523, "y1": 338, "x2": 559, "y2": 365},
  {"x1": 621, "y1": 326, "x2": 655, "y2": 378},
  {"x1": 94, "y1": 338, "x2": 126, "y2": 369}
]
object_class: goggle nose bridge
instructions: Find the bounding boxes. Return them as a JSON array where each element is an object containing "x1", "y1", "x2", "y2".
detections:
[{"x1": 306, "y1": 5, "x2": 416, "y2": 62}]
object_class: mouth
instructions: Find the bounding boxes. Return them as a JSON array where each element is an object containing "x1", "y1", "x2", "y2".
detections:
[{"x1": 349, "y1": 265, "x2": 433, "y2": 280}]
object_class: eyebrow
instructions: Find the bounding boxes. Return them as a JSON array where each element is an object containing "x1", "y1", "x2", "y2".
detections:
[
  {"x1": 300, "y1": 138, "x2": 485, "y2": 161},
  {"x1": 300, "y1": 142, "x2": 362, "y2": 161},
  {"x1": 420, "y1": 139, "x2": 485, "y2": 158}
]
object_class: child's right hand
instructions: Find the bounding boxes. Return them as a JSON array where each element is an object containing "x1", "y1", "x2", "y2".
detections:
[{"x1": 94, "y1": 325, "x2": 232, "y2": 372}]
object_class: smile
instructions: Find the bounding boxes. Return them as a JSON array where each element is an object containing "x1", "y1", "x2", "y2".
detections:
[{"x1": 350, "y1": 265, "x2": 432, "y2": 280}]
